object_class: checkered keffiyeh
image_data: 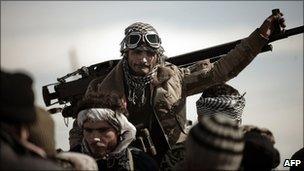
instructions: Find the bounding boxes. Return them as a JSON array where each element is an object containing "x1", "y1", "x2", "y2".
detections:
[
  {"x1": 196, "y1": 94, "x2": 246, "y2": 121},
  {"x1": 124, "y1": 22, "x2": 158, "y2": 35}
]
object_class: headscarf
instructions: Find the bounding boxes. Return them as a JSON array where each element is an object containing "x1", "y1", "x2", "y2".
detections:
[
  {"x1": 77, "y1": 108, "x2": 136, "y2": 155},
  {"x1": 196, "y1": 94, "x2": 246, "y2": 123}
]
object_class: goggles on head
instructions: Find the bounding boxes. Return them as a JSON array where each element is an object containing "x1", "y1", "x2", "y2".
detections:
[{"x1": 125, "y1": 31, "x2": 161, "y2": 49}]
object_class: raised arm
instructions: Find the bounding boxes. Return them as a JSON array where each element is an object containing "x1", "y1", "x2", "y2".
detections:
[{"x1": 183, "y1": 12, "x2": 285, "y2": 96}]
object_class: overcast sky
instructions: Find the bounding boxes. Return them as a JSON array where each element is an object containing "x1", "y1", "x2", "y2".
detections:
[{"x1": 1, "y1": 1, "x2": 303, "y2": 169}]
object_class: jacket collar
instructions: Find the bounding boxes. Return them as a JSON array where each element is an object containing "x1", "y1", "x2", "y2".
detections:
[{"x1": 99, "y1": 60, "x2": 173, "y2": 101}]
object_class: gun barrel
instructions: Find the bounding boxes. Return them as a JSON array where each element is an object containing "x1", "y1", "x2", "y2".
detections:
[
  {"x1": 167, "y1": 39, "x2": 241, "y2": 66},
  {"x1": 167, "y1": 26, "x2": 304, "y2": 66},
  {"x1": 269, "y1": 26, "x2": 304, "y2": 43}
]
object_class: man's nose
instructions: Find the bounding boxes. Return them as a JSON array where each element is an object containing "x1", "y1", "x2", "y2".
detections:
[
  {"x1": 93, "y1": 137, "x2": 101, "y2": 142},
  {"x1": 142, "y1": 57, "x2": 147, "y2": 63},
  {"x1": 89, "y1": 130, "x2": 101, "y2": 139}
]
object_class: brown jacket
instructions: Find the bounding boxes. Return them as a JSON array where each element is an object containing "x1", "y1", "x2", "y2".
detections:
[{"x1": 70, "y1": 29, "x2": 268, "y2": 148}]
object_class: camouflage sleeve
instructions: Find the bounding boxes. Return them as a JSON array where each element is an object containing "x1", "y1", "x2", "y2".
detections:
[{"x1": 183, "y1": 29, "x2": 268, "y2": 96}]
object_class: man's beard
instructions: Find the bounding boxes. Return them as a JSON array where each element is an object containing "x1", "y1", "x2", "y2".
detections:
[
  {"x1": 89, "y1": 141, "x2": 117, "y2": 159},
  {"x1": 122, "y1": 57, "x2": 156, "y2": 106},
  {"x1": 131, "y1": 63, "x2": 152, "y2": 76}
]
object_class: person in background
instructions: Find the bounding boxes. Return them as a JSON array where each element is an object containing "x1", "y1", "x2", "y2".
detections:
[
  {"x1": 29, "y1": 106, "x2": 98, "y2": 170},
  {"x1": 28, "y1": 106, "x2": 56, "y2": 157},
  {"x1": 0, "y1": 70, "x2": 63, "y2": 170},
  {"x1": 196, "y1": 83, "x2": 246, "y2": 125},
  {"x1": 71, "y1": 92, "x2": 157, "y2": 171},
  {"x1": 240, "y1": 125, "x2": 280, "y2": 170},
  {"x1": 195, "y1": 83, "x2": 281, "y2": 170},
  {"x1": 176, "y1": 115, "x2": 245, "y2": 170},
  {"x1": 290, "y1": 147, "x2": 304, "y2": 171},
  {"x1": 0, "y1": 70, "x2": 97, "y2": 170}
]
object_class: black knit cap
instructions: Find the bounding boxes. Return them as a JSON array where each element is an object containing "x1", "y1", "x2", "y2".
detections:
[{"x1": 0, "y1": 70, "x2": 36, "y2": 124}]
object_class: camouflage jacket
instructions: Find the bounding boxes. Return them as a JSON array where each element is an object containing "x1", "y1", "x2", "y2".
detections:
[{"x1": 69, "y1": 29, "x2": 268, "y2": 148}]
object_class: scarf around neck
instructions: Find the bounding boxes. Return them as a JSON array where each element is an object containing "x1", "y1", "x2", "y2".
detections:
[{"x1": 122, "y1": 57, "x2": 157, "y2": 107}]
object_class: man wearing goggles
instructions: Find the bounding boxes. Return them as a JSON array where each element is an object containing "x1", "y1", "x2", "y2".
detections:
[
  {"x1": 125, "y1": 31, "x2": 161, "y2": 50},
  {"x1": 70, "y1": 14, "x2": 286, "y2": 169},
  {"x1": 119, "y1": 24, "x2": 165, "y2": 77}
]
